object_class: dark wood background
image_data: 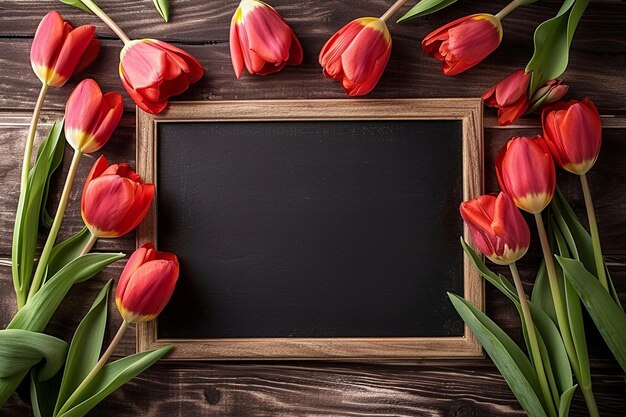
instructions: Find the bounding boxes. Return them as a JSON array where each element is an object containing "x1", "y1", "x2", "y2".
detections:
[{"x1": 0, "y1": 0, "x2": 624, "y2": 415}]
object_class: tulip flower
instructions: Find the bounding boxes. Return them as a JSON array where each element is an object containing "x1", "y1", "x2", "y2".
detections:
[
  {"x1": 483, "y1": 69, "x2": 568, "y2": 126},
  {"x1": 542, "y1": 98, "x2": 602, "y2": 175},
  {"x1": 496, "y1": 136, "x2": 556, "y2": 215},
  {"x1": 116, "y1": 243, "x2": 179, "y2": 323},
  {"x1": 30, "y1": 11, "x2": 98, "y2": 88},
  {"x1": 28, "y1": 81, "x2": 124, "y2": 299},
  {"x1": 319, "y1": 17, "x2": 392, "y2": 96},
  {"x1": 460, "y1": 192, "x2": 530, "y2": 265},
  {"x1": 230, "y1": 0, "x2": 303, "y2": 78},
  {"x1": 82, "y1": 156, "x2": 155, "y2": 239},
  {"x1": 543, "y1": 98, "x2": 608, "y2": 291},
  {"x1": 65, "y1": 79, "x2": 124, "y2": 154},
  {"x1": 119, "y1": 39, "x2": 204, "y2": 114},
  {"x1": 422, "y1": 14, "x2": 502, "y2": 76},
  {"x1": 460, "y1": 192, "x2": 555, "y2": 414}
]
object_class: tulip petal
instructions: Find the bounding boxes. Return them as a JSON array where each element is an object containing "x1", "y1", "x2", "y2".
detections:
[
  {"x1": 116, "y1": 243, "x2": 157, "y2": 304},
  {"x1": 81, "y1": 155, "x2": 110, "y2": 215},
  {"x1": 111, "y1": 183, "x2": 155, "y2": 237},
  {"x1": 287, "y1": 31, "x2": 303, "y2": 65},
  {"x1": 50, "y1": 25, "x2": 96, "y2": 86},
  {"x1": 230, "y1": 20, "x2": 245, "y2": 78},
  {"x1": 30, "y1": 11, "x2": 66, "y2": 83},
  {"x1": 244, "y1": 5, "x2": 292, "y2": 64},
  {"x1": 83, "y1": 92, "x2": 124, "y2": 153},
  {"x1": 82, "y1": 176, "x2": 138, "y2": 236}
]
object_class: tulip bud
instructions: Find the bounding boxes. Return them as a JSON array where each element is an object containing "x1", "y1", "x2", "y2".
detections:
[
  {"x1": 319, "y1": 17, "x2": 392, "y2": 96},
  {"x1": 496, "y1": 136, "x2": 556, "y2": 214},
  {"x1": 119, "y1": 39, "x2": 204, "y2": 114},
  {"x1": 230, "y1": 0, "x2": 303, "y2": 78},
  {"x1": 81, "y1": 156, "x2": 155, "y2": 238},
  {"x1": 460, "y1": 192, "x2": 530, "y2": 265},
  {"x1": 542, "y1": 98, "x2": 602, "y2": 175},
  {"x1": 30, "y1": 11, "x2": 98, "y2": 87},
  {"x1": 528, "y1": 79, "x2": 568, "y2": 113},
  {"x1": 422, "y1": 14, "x2": 502, "y2": 76},
  {"x1": 116, "y1": 243, "x2": 179, "y2": 323},
  {"x1": 65, "y1": 79, "x2": 123, "y2": 154}
]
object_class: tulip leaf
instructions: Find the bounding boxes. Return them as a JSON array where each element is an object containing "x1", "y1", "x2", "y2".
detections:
[
  {"x1": 44, "y1": 227, "x2": 93, "y2": 286},
  {"x1": 526, "y1": 0, "x2": 590, "y2": 93},
  {"x1": 31, "y1": 370, "x2": 63, "y2": 417},
  {"x1": 460, "y1": 238, "x2": 517, "y2": 301},
  {"x1": 54, "y1": 281, "x2": 112, "y2": 416},
  {"x1": 531, "y1": 260, "x2": 557, "y2": 324},
  {"x1": 558, "y1": 385, "x2": 577, "y2": 417},
  {"x1": 0, "y1": 330, "x2": 67, "y2": 381},
  {"x1": 448, "y1": 294, "x2": 547, "y2": 417},
  {"x1": 59, "y1": 0, "x2": 94, "y2": 14},
  {"x1": 397, "y1": 0, "x2": 458, "y2": 23},
  {"x1": 56, "y1": 346, "x2": 173, "y2": 417},
  {"x1": 557, "y1": 256, "x2": 626, "y2": 374},
  {"x1": 12, "y1": 120, "x2": 65, "y2": 306},
  {"x1": 38, "y1": 123, "x2": 66, "y2": 229},
  {"x1": 153, "y1": 0, "x2": 169, "y2": 22}
]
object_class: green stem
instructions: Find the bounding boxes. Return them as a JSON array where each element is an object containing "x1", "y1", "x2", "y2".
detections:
[
  {"x1": 80, "y1": 0, "x2": 131, "y2": 44},
  {"x1": 580, "y1": 174, "x2": 608, "y2": 291},
  {"x1": 80, "y1": 232, "x2": 98, "y2": 256},
  {"x1": 27, "y1": 150, "x2": 82, "y2": 300},
  {"x1": 534, "y1": 213, "x2": 580, "y2": 377},
  {"x1": 495, "y1": 0, "x2": 521, "y2": 20},
  {"x1": 21, "y1": 83, "x2": 49, "y2": 189},
  {"x1": 510, "y1": 263, "x2": 557, "y2": 417},
  {"x1": 581, "y1": 384, "x2": 600, "y2": 417},
  {"x1": 56, "y1": 320, "x2": 129, "y2": 416},
  {"x1": 380, "y1": 0, "x2": 410, "y2": 22}
]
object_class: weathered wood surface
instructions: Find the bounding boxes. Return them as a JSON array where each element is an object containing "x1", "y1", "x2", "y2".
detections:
[{"x1": 0, "y1": 0, "x2": 625, "y2": 415}]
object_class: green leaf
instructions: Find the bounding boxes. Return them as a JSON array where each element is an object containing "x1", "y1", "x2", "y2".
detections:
[
  {"x1": 31, "y1": 370, "x2": 63, "y2": 417},
  {"x1": 12, "y1": 120, "x2": 65, "y2": 305},
  {"x1": 531, "y1": 261, "x2": 557, "y2": 324},
  {"x1": 153, "y1": 0, "x2": 169, "y2": 22},
  {"x1": 0, "y1": 330, "x2": 67, "y2": 381},
  {"x1": 557, "y1": 256, "x2": 626, "y2": 373},
  {"x1": 54, "y1": 282, "x2": 112, "y2": 416},
  {"x1": 44, "y1": 227, "x2": 92, "y2": 285},
  {"x1": 397, "y1": 0, "x2": 458, "y2": 23},
  {"x1": 460, "y1": 238, "x2": 517, "y2": 301},
  {"x1": 8, "y1": 253, "x2": 124, "y2": 333},
  {"x1": 57, "y1": 346, "x2": 173, "y2": 417},
  {"x1": 38, "y1": 125, "x2": 66, "y2": 229},
  {"x1": 558, "y1": 385, "x2": 578, "y2": 417},
  {"x1": 525, "y1": 0, "x2": 590, "y2": 93},
  {"x1": 448, "y1": 294, "x2": 547, "y2": 417},
  {"x1": 59, "y1": 0, "x2": 93, "y2": 13}
]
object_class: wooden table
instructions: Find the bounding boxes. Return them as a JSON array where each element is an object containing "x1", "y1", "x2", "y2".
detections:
[{"x1": 1, "y1": 1, "x2": 625, "y2": 415}]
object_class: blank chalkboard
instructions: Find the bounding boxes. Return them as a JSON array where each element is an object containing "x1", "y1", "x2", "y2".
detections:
[{"x1": 136, "y1": 99, "x2": 484, "y2": 359}]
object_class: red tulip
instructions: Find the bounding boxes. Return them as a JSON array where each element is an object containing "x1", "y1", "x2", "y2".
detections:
[
  {"x1": 422, "y1": 14, "x2": 502, "y2": 76},
  {"x1": 542, "y1": 98, "x2": 602, "y2": 175},
  {"x1": 119, "y1": 39, "x2": 204, "y2": 114},
  {"x1": 483, "y1": 69, "x2": 568, "y2": 126},
  {"x1": 81, "y1": 156, "x2": 155, "y2": 238},
  {"x1": 496, "y1": 136, "x2": 556, "y2": 214},
  {"x1": 116, "y1": 243, "x2": 179, "y2": 323},
  {"x1": 229, "y1": 0, "x2": 303, "y2": 78},
  {"x1": 319, "y1": 17, "x2": 392, "y2": 96},
  {"x1": 30, "y1": 11, "x2": 99, "y2": 87},
  {"x1": 65, "y1": 79, "x2": 123, "y2": 154},
  {"x1": 460, "y1": 192, "x2": 530, "y2": 265}
]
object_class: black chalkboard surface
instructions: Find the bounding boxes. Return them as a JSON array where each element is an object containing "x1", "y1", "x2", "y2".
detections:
[{"x1": 136, "y1": 99, "x2": 483, "y2": 359}]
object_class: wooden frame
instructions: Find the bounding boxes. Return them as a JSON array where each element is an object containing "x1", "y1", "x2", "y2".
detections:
[{"x1": 136, "y1": 99, "x2": 484, "y2": 360}]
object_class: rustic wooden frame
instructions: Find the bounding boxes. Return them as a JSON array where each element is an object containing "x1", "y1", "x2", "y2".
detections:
[{"x1": 136, "y1": 99, "x2": 484, "y2": 360}]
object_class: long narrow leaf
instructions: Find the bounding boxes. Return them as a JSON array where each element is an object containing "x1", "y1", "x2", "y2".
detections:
[
  {"x1": 38, "y1": 124, "x2": 66, "y2": 228},
  {"x1": 558, "y1": 385, "x2": 578, "y2": 417},
  {"x1": 0, "y1": 330, "x2": 67, "y2": 381},
  {"x1": 448, "y1": 294, "x2": 547, "y2": 417},
  {"x1": 54, "y1": 282, "x2": 112, "y2": 415},
  {"x1": 59, "y1": 0, "x2": 93, "y2": 13},
  {"x1": 557, "y1": 256, "x2": 626, "y2": 373},
  {"x1": 153, "y1": 0, "x2": 169, "y2": 21},
  {"x1": 44, "y1": 227, "x2": 92, "y2": 285},
  {"x1": 397, "y1": 0, "x2": 458, "y2": 22},
  {"x1": 57, "y1": 346, "x2": 173, "y2": 417},
  {"x1": 31, "y1": 370, "x2": 63, "y2": 417}
]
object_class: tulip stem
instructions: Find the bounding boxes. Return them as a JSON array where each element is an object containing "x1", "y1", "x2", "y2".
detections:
[
  {"x1": 495, "y1": 0, "x2": 521, "y2": 20},
  {"x1": 56, "y1": 320, "x2": 129, "y2": 416},
  {"x1": 533, "y1": 213, "x2": 580, "y2": 377},
  {"x1": 580, "y1": 174, "x2": 609, "y2": 291},
  {"x1": 80, "y1": 0, "x2": 131, "y2": 44},
  {"x1": 509, "y1": 262, "x2": 557, "y2": 417},
  {"x1": 380, "y1": 0, "x2": 410, "y2": 22},
  {"x1": 21, "y1": 83, "x2": 49, "y2": 190},
  {"x1": 80, "y1": 233, "x2": 98, "y2": 256},
  {"x1": 28, "y1": 150, "x2": 82, "y2": 301}
]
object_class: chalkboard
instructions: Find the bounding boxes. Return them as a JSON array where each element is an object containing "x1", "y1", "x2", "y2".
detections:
[{"x1": 136, "y1": 99, "x2": 484, "y2": 359}]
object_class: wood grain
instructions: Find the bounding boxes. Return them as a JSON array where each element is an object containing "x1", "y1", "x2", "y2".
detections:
[{"x1": 0, "y1": 0, "x2": 625, "y2": 415}]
